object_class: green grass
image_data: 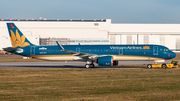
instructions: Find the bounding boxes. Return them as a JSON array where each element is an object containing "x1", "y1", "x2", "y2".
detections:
[{"x1": 0, "y1": 69, "x2": 180, "y2": 101}]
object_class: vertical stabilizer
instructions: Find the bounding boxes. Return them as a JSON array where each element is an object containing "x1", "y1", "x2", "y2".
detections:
[{"x1": 7, "y1": 23, "x2": 33, "y2": 48}]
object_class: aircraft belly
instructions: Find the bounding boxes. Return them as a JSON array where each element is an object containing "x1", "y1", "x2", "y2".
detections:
[{"x1": 113, "y1": 56, "x2": 162, "y2": 61}]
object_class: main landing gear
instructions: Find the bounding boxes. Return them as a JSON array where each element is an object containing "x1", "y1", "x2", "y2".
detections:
[
  {"x1": 85, "y1": 59, "x2": 95, "y2": 68},
  {"x1": 85, "y1": 64, "x2": 95, "y2": 68}
]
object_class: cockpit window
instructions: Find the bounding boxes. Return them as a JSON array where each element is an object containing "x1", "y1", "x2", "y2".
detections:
[{"x1": 163, "y1": 49, "x2": 170, "y2": 51}]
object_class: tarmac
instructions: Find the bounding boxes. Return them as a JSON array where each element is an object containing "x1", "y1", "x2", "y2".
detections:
[{"x1": 0, "y1": 60, "x2": 178, "y2": 69}]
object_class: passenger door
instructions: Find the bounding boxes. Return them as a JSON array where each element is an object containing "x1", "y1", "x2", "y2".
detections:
[
  {"x1": 30, "y1": 46, "x2": 35, "y2": 55},
  {"x1": 76, "y1": 47, "x2": 80, "y2": 53},
  {"x1": 119, "y1": 49, "x2": 123, "y2": 55},
  {"x1": 153, "y1": 46, "x2": 158, "y2": 55}
]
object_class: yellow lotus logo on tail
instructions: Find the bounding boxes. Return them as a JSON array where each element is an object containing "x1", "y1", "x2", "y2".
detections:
[{"x1": 10, "y1": 29, "x2": 30, "y2": 47}]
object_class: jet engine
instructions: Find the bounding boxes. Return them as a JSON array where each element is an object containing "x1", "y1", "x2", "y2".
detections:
[{"x1": 97, "y1": 56, "x2": 114, "y2": 66}]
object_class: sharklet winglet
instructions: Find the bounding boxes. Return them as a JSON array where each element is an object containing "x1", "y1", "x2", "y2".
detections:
[{"x1": 56, "y1": 41, "x2": 65, "y2": 50}]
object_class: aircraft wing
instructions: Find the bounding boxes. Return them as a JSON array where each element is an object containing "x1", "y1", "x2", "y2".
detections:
[
  {"x1": 56, "y1": 41, "x2": 97, "y2": 59},
  {"x1": 61, "y1": 50, "x2": 96, "y2": 59}
]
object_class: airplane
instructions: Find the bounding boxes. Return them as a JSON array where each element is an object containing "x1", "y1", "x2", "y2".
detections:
[{"x1": 3, "y1": 23, "x2": 176, "y2": 68}]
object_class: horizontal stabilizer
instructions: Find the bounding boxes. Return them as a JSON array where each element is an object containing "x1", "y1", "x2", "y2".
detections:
[{"x1": 3, "y1": 48, "x2": 17, "y2": 52}]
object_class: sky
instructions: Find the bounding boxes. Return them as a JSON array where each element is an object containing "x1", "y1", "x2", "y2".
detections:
[{"x1": 0, "y1": 0, "x2": 180, "y2": 23}]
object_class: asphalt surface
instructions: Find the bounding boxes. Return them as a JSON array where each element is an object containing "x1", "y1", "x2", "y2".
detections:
[
  {"x1": 0, "y1": 60, "x2": 178, "y2": 69},
  {"x1": 0, "y1": 61, "x2": 137, "y2": 69}
]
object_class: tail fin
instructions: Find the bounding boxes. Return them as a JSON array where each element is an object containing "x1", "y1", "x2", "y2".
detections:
[{"x1": 7, "y1": 23, "x2": 33, "y2": 48}]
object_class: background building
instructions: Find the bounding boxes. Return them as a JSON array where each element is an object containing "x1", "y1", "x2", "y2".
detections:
[
  {"x1": 110, "y1": 24, "x2": 180, "y2": 50},
  {"x1": 0, "y1": 19, "x2": 180, "y2": 51}
]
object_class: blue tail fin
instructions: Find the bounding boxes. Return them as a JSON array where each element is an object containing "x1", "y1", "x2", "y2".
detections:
[{"x1": 7, "y1": 23, "x2": 34, "y2": 48}]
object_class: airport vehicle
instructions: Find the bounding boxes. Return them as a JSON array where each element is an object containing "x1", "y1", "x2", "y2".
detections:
[
  {"x1": 3, "y1": 23, "x2": 176, "y2": 68},
  {"x1": 147, "y1": 60, "x2": 179, "y2": 69}
]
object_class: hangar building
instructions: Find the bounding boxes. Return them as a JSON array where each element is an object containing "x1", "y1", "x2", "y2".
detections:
[{"x1": 0, "y1": 19, "x2": 180, "y2": 51}]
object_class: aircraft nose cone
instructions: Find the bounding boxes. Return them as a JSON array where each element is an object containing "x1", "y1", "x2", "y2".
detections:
[{"x1": 171, "y1": 52, "x2": 176, "y2": 59}]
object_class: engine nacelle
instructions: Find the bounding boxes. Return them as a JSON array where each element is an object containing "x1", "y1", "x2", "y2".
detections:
[{"x1": 97, "y1": 56, "x2": 113, "y2": 66}]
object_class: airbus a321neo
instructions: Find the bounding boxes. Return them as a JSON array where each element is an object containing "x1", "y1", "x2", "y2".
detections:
[{"x1": 4, "y1": 23, "x2": 176, "y2": 68}]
